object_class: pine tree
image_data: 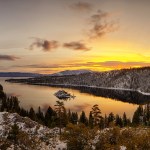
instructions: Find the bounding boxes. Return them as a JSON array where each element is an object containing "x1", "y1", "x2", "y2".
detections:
[
  {"x1": 144, "y1": 104, "x2": 150, "y2": 126},
  {"x1": 132, "y1": 105, "x2": 144, "y2": 125},
  {"x1": 12, "y1": 97, "x2": 20, "y2": 113},
  {"x1": 89, "y1": 111, "x2": 94, "y2": 128},
  {"x1": 63, "y1": 123, "x2": 97, "y2": 150},
  {"x1": 70, "y1": 112, "x2": 78, "y2": 124},
  {"x1": 108, "y1": 112, "x2": 115, "y2": 125},
  {"x1": 62, "y1": 107, "x2": 68, "y2": 127},
  {"x1": 36, "y1": 106, "x2": 44, "y2": 124},
  {"x1": 7, "y1": 123, "x2": 19, "y2": 148},
  {"x1": 99, "y1": 118, "x2": 105, "y2": 129},
  {"x1": 45, "y1": 106, "x2": 55, "y2": 127},
  {"x1": 55, "y1": 100, "x2": 65, "y2": 135},
  {"x1": 79, "y1": 111, "x2": 88, "y2": 126},
  {"x1": 115, "y1": 114, "x2": 120, "y2": 126},
  {"x1": 29, "y1": 107, "x2": 36, "y2": 121},
  {"x1": 123, "y1": 112, "x2": 127, "y2": 127},
  {"x1": 104, "y1": 114, "x2": 109, "y2": 128},
  {"x1": 68, "y1": 109, "x2": 72, "y2": 123},
  {"x1": 91, "y1": 104, "x2": 102, "y2": 126},
  {"x1": 20, "y1": 108, "x2": 28, "y2": 117},
  {"x1": 1, "y1": 98, "x2": 7, "y2": 111},
  {"x1": 115, "y1": 114, "x2": 123, "y2": 127}
]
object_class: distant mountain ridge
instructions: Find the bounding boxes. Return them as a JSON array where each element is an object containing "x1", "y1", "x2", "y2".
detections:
[
  {"x1": 50, "y1": 69, "x2": 93, "y2": 76},
  {"x1": 0, "y1": 70, "x2": 93, "y2": 77},
  {"x1": 0, "y1": 72, "x2": 42, "y2": 77},
  {"x1": 6, "y1": 67, "x2": 150, "y2": 94}
]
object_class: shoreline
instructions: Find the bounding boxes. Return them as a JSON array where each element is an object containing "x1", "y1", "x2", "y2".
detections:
[{"x1": 6, "y1": 80, "x2": 150, "y2": 96}]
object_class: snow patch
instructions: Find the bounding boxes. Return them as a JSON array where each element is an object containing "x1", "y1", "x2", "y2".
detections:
[{"x1": 120, "y1": 146, "x2": 127, "y2": 150}]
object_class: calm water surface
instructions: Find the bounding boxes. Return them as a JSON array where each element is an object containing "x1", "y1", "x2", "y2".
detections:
[{"x1": 0, "y1": 77, "x2": 141, "y2": 118}]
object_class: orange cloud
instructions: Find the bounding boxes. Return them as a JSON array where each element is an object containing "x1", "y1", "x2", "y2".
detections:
[{"x1": 12, "y1": 61, "x2": 150, "y2": 74}]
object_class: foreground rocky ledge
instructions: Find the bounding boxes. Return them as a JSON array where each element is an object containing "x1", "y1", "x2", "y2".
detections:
[
  {"x1": 0, "y1": 112, "x2": 150, "y2": 150},
  {"x1": 0, "y1": 112, "x2": 66, "y2": 150}
]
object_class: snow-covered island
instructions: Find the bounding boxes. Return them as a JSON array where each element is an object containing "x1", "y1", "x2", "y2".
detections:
[{"x1": 54, "y1": 90, "x2": 75, "y2": 100}]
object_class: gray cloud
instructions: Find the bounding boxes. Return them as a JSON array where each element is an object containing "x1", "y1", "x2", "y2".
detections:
[
  {"x1": 70, "y1": 2, "x2": 93, "y2": 12},
  {"x1": 29, "y1": 38, "x2": 59, "y2": 51},
  {"x1": 14, "y1": 64, "x2": 61, "y2": 69},
  {"x1": 0, "y1": 55, "x2": 20, "y2": 61},
  {"x1": 88, "y1": 10, "x2": 119, "y2": 39},
  {"x1": 63, "y1": 41, "x2": 91, "y2": 51},
  {"x1": 29, "y1": 38, "x2": 91, "y2": 52}
]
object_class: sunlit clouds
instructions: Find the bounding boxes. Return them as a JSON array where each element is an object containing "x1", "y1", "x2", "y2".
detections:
[
  {"x1": 0, "y1": 0, "x2": 149, "y2": 73},
  {"x1": 10, "y1": 60, "x2": 150, "y2": 74}
]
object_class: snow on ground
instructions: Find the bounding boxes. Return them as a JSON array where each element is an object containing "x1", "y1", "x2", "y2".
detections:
[
  {"x1": 0, "y1": 112, "x2": 66, "y2": 150},
  {"x1": 120, "y1": 146, "x2": 127, "y2": 150},
  {"x1": 0, "y1": 112, "x2": 149, "y2": 150},
  {"x1": 137, "y1": 90, "x2": 150, "y2": 95},
  {"x1": 30, "y1": 82, "x2": 150, "y2": 95}
]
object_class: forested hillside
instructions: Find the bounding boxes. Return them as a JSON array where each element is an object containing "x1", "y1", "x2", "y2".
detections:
[{"x1": 7, "y1": 67, "x2": 150, "y2": 93}]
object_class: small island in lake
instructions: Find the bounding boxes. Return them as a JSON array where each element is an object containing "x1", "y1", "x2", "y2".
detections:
[{"x1": 54, "y1": 90, "x2": 76, "y2": 100}]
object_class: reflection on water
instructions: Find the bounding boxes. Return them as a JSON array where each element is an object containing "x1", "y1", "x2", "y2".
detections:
[
  {"x1": 1, "y1": 77, "x2": 150, "y2": 118},
  {"x1": 63, "y1": 86, "x2": 150, "y2": 105}
]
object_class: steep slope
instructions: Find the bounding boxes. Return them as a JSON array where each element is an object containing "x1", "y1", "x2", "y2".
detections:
[{"x1": 0, "y1": 112, "x2": 66, "y2": 150}]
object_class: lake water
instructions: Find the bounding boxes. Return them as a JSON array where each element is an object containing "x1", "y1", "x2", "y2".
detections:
[{"x1": 1, "y1": 77, "x2": 150, "y2": 118}]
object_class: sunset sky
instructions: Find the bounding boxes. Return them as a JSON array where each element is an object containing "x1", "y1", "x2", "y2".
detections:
[{"x1": 0, "y1": 0, "x2": 150, "y2": 74}]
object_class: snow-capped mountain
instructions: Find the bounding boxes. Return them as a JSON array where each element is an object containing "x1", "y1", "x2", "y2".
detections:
[{"x1": 50, "y1": 69, "x2": 92, "y2": 76}]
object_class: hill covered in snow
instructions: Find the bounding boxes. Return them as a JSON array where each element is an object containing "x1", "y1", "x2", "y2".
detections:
[
  {"x1": 0, "y1": 112, "x2": 66, "y2": 150},
  {"x1": 7, "y1": 67, "x2": 150, "y2": 94},
  {"x1": 0, "y1": 112, "x2": 150, "y2": 150}
]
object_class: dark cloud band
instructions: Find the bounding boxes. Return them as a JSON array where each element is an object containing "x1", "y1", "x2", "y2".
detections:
[
  {"x1": 29, "y1": 38, "x2": 59, "y2": 51},
  {"x1": 0, "y1": 55, "x2": 20, "y2": 61},
  {"x1": 70, "y1": 2, "x2": 93, "y2": 12},
  {"x1": 87, "y1": 10, "x2": 119, "y2": 39},
  {"x1": 63, "y1": 41, "x2": 91, "y2": 51}
]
